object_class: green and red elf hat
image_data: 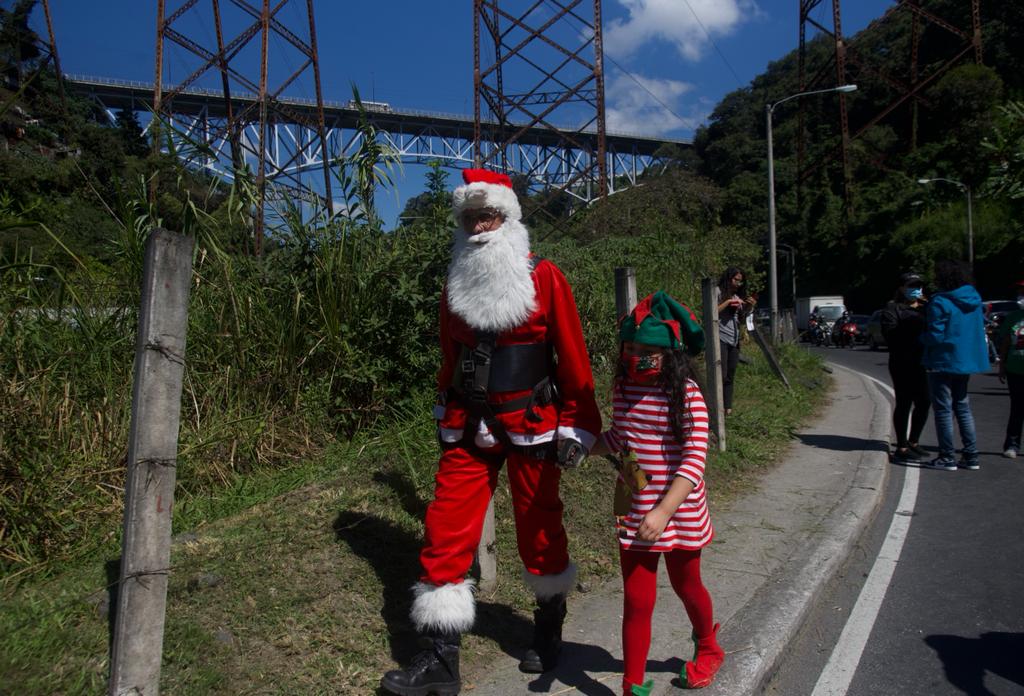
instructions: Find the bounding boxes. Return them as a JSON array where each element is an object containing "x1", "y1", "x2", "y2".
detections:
[{"x1": 619, "y1": 291, "x2": 705, "y2": 355}]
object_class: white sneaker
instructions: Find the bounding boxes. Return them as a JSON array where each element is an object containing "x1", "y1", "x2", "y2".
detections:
[{"x1": 1004, "y1": 448, "x2": 1019, "y2": 459}]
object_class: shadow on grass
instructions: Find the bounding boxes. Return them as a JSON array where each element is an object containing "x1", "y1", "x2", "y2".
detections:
[
  {"x1": 332, "y1": 510, "x2": 422, "y2": 669},
  {"x1": 372, "y1": 469, "x2": 429, "y2": 521},
  {"x1": 334, "y1": 467, "x2": 537, "y2": 692},
  {"x1": 795, "y1": 433, "x2": 890, "y2": 453},
  {"x1": 105, "y1": 558, "x2": 120, "y2": 653},
  {"x1": 924, "y1": 632, "x2": 1024, "y2": 695}
]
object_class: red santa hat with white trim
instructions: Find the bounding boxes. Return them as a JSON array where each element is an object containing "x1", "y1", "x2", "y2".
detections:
[{"x1": 452, "y1": 168, "x2": 522, "y2": 222}]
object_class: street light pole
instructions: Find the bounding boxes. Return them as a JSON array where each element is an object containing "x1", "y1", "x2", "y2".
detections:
[
  {"x1": 766, "y1": 103, "x2": 778, "y2": 341},
  {"x1": 766, "y1": 84, "x2": 857, "y2": 342},
  {"x1": 917, "y1": 177, "x2": 974, "y2": 266}
]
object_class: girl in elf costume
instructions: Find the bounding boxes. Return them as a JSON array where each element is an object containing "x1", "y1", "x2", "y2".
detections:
[{"x1": 592, "y1": 291, "x2": 725, "y2": 695}]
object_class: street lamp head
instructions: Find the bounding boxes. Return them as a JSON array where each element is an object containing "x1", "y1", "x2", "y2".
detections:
[
  {"x1": 837, "y1": 84, "x2": 858, "y2": 93},
  {"x1": 917, "y1": 178, "x2": 932, "y2": 184}
]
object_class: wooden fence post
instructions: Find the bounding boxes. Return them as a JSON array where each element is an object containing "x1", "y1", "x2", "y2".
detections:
[
  {"x1": 109, "y1": 228, "x2": 193, "y2": 696},
  {"x1": 701, "y1": 279, "x2": 726, "y2": 451}
]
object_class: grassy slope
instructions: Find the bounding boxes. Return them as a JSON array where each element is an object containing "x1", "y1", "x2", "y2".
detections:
[{"x1": 0, "y1": 343, "x2": 827, "y2": 695}]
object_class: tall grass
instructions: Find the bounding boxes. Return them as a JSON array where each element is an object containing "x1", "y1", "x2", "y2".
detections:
[
  {"x1": 2, "y1": 121, "x2": 763, "y2": 582},
  {"x1": 0, "y1": 114, "x2": 447, "y2": 580}
]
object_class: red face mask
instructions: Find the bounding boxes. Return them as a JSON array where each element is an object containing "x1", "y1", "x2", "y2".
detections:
[{"x1": 623, "y1": 354, "x2": 661, "y2": 382}]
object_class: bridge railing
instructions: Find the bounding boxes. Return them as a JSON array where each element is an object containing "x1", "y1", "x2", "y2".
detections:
[{"x1": 64, "y1": 73, "x2": 687, "y2": 143}]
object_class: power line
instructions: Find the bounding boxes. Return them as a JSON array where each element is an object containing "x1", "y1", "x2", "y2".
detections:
[
  {"x1": 682, "y1": 0, "x2": 745, "y2": 87},
  {"x1": 538, "y1": 0, "x2": 690, "y2": 127},
  {"x1": 603, "y1": 51, "x2": 690, "y2": 127}
]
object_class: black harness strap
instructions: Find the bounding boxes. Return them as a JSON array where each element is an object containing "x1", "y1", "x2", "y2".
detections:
[
  {"x1": 459, "y1": 329, "x2": 512, "y2": 447},
  {"x1": 454, "y1": 255, "x2": 556, "y2": 450}
]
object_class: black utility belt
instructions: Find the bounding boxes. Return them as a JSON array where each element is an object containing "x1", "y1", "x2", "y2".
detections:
[
  {"x1": 454, "y1": 342, "x2": 552, "y2": 392},
  {"x1": 450, "y1": 381, "x2": 557, "y2": 415}
]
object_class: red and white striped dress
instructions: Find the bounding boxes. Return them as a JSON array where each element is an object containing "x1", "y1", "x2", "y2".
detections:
[{"x1": 603, "y1": 378, "x2": 712, "y2": 552}]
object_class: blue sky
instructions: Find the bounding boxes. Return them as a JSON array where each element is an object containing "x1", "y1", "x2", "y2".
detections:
[{"x1": 34, "y1": 0, "x2": 895, "y2": 224}]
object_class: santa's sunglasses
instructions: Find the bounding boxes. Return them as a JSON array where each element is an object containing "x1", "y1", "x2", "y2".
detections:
[
  {"x1": 461, "y1": 207, "x2": 502, "y2": 226},
  {"x1": 906, "y1": 281, "x2": 923, "y2": 289}
]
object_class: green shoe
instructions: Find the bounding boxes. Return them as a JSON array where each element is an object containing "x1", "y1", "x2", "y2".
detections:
[{"x1": 630, "y1": 679, "x2": 654, "y2": 695}]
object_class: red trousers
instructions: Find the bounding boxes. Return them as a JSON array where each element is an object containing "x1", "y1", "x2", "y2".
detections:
[
  {"x1": 620, "y1": 547, "x2": 714, "y2": 692},
  {"x1": 420, "y1": 444, "x2": 570, "y2": 587}
]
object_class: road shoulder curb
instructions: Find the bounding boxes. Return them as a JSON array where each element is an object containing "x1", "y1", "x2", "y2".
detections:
[{"x1": 704, "y1": 364, "x2": 892, "y2": 695}]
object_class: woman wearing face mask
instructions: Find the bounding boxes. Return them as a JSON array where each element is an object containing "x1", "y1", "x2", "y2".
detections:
[{"x1": 880, "y1": 272, "x2": 931, "y2": 463}]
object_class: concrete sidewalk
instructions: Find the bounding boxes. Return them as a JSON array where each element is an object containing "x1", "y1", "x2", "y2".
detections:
[{"x1": 463, "y1": 364, "x2": 892, "y2": 695}]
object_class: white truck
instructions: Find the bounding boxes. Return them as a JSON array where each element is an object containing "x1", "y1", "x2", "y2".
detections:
[{"x1": 796, "y1": 295, "x2": 846, "y2": 332}]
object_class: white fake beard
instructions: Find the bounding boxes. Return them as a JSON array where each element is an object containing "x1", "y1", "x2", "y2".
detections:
[{"x1": 446, "y1": 218, "x2": 537, "y2": 332}]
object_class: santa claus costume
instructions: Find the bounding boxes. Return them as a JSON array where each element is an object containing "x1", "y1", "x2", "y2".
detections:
[{"x1": 381, "y1": 169, "x2": 601, "y2": 696}]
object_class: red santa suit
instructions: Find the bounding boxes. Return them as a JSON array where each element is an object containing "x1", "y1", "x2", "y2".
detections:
[{"x1": 410, "y1": 169, "x2": 601, "y2": 636}]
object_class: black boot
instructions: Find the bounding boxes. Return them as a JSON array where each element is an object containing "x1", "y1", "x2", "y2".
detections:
[
  {"x1": 380, "y1": 630, "x2": 461, "y2": 696},
  {"x1": 518, "y1": 594, "x2": 567, "y2": 673}
]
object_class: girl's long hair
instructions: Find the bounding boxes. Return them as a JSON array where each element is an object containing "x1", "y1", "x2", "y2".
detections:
[{"x1": 616, "y1": 346, "x2": 699, "y2": 444}]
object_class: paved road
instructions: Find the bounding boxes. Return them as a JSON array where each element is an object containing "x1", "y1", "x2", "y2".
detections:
[{"x1": 765, "y1": 346, "x2": 1024, "y2": 696}]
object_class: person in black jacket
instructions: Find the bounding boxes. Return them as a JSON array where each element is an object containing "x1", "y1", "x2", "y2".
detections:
[{"x1": 880, "y1": 272, "x2": 931, "y2": 463}]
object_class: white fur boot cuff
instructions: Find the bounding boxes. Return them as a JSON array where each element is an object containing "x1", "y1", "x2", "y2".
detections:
[
  {"x1": 522, "y1": 562, "x2": 577, "y2": 600},
  {"x1": 410, "y1": 580, "x2": 476, "y2": 634}
]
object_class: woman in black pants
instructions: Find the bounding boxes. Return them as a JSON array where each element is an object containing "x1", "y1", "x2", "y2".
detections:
[
  {"x1": 717, "y1": 267, "x2": 755, "y2": 415},
  {"x1": 880, "y1": 272, "x2": 931, "y2": 463}
]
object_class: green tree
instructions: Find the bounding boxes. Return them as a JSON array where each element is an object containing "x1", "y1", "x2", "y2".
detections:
[
  {"x1": 983, "y1": 100, "x2": 1024, "y2": 203},
  {"x1": 0, "y1": 0, "x2": 40, "y2": 86}
]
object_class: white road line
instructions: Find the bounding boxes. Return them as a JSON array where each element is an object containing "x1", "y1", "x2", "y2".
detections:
[{"x1": 811, "y1": 366, "x2": 920, "y2": 696}]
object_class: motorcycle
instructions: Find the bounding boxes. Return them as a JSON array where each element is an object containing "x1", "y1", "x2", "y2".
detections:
[
  {"x1": 806, "y1": 317, "x2": 829, "y2": 346},
  {"x1": 832, "y1": 318, "x2": 859, "y2": 348}
]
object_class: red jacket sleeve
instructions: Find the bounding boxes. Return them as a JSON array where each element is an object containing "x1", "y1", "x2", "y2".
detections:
[
  {"x1": 540, "y1": 260, "x2": 602, "y2": 449},
  {"x1": 435, "y1": 288, "x2": 460, "y2": 414}
]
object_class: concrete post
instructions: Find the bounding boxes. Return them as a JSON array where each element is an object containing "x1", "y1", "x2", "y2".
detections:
[
  {"x1": 614, "y1": 267, "x2": 637, "y2": 320},
  {"x1": 702, "y1": 279, "x2": 726, "y2": 451},
  {"x1": 477, "y1": 500, "x2": 497, "y2": 593},
  {"x1": 109, "y1": 228, "x2": 194, "y2": 696}
]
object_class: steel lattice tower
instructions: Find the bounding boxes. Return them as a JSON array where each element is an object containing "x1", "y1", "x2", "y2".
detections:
[
  {"x1": 153, "y1": 0, "x2": 333, "y2": 254},
  {"x1": 473, "y1": 0, "x2": 607, "y2": 218},
  {"x1": 797, "y1": 0, "x2": 983, "y2": 216}
]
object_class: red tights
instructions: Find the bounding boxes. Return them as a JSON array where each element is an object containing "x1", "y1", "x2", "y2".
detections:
[{"x1": 620, "y1": 547, "x2": 714, "y2": 692}]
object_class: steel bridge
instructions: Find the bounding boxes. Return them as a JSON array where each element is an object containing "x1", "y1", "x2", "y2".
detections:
[{"x1": 66, "y1": 74, "x2": 687, "y2": 206}]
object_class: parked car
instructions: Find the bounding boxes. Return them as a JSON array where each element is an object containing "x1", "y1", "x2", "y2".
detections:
[
  {"x1": 866, "y1": 309, "x2": 887, "y2": 351},
  {"x1": 984, "y1": 300, "x2": 1020, "y2": 324}
]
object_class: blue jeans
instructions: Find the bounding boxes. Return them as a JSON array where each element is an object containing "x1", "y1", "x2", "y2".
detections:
[{"x1": 927, "y1": 372, "x2": 977, "y2": 461}]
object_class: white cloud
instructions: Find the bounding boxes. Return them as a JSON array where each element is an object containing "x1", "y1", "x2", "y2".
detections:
[
  {"x1": 604, "y1": 0, "x2": 756, "y2": 62},
  {"x1": 605, "y1": 73, "x2": 706, "y2": 137}
]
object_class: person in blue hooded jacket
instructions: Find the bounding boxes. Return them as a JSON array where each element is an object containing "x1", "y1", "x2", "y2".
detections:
[{"x1": 919, "y1": 260, "x2": 990, "y2": 471}]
